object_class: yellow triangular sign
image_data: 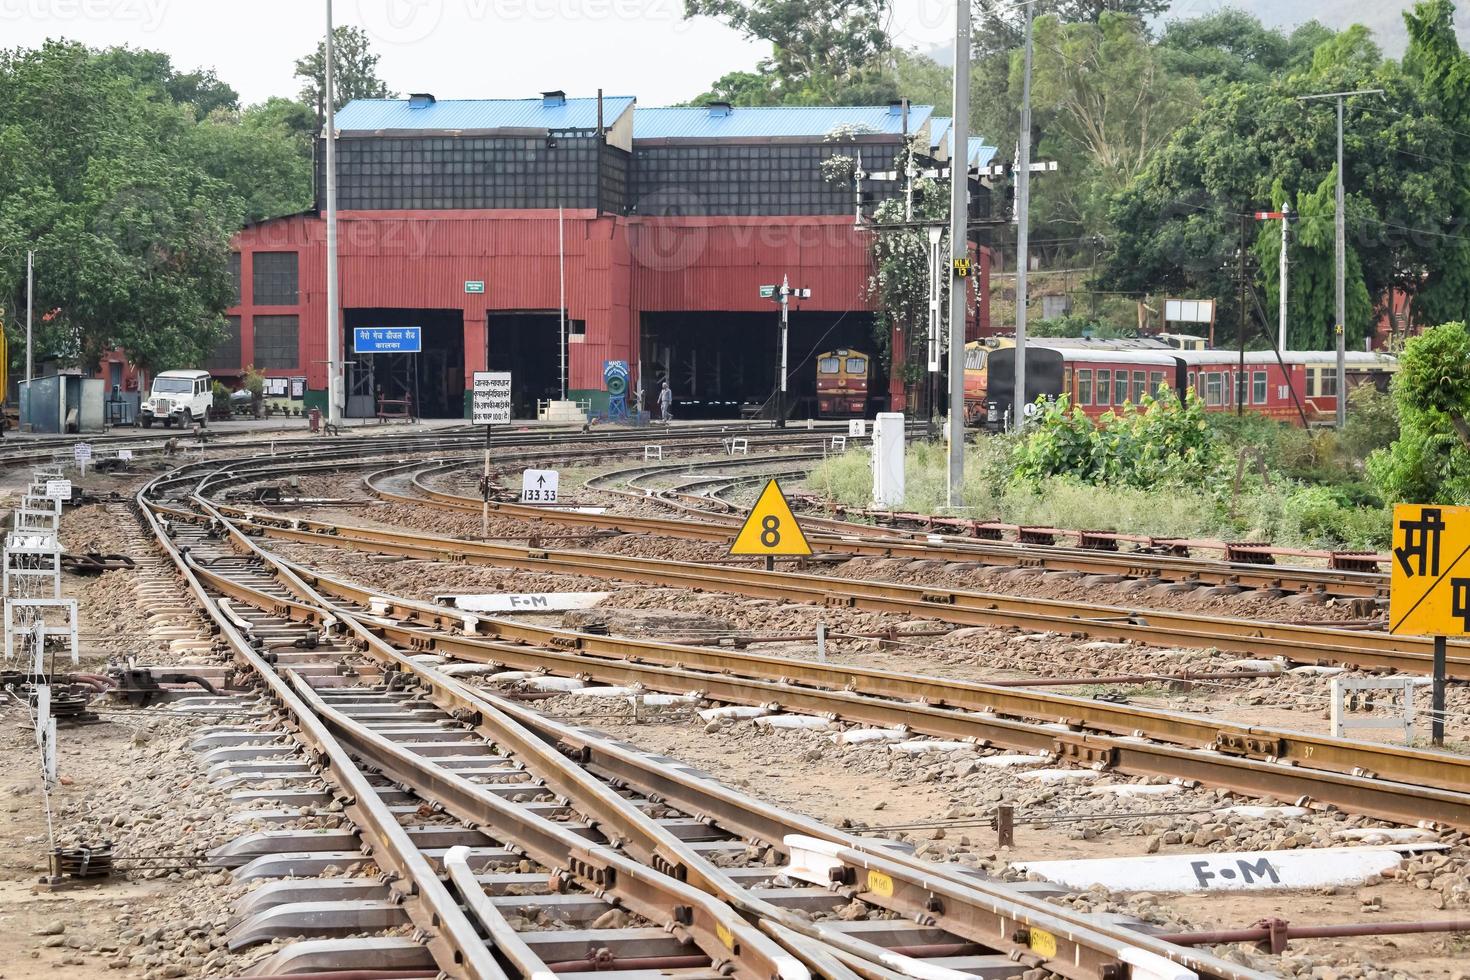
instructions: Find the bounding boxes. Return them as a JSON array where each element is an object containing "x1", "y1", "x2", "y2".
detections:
[{"x1": 730, "y1": 479, "x2": 813, "y2": 556}]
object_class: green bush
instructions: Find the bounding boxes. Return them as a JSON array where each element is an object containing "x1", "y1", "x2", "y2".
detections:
[
  {"x1": 1340, "y1": 386, "x2": 1399, "y2": 460},
  {"x1": 1369, "y1": 322, "x2": 1470, "y2": 505},
  {"x1": 1012, "y1": 386, "x2": 1219, "y2": 489},
  {"x1": 805, "y1": 429, "x2": 1390, "y2": 552}
]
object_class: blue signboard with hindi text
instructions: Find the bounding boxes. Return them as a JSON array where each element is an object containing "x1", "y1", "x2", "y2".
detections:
[{"x1": 353, "y1": 327, "x2": 422, "y2": 354}]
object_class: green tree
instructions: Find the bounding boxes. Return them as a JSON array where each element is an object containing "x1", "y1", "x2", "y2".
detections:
[
  {"x1": 857, "y1": 137, "x2": 949, "y2": 395},
  {"x1": 294, "y1": 26, "x2": 394, "y2": 125},
  {"x1": 0, "y1": 41, "x2": 239, "y2": 375},
  {"x1": 92, "y1": 47, "x2": 239, "y2": 119},
  {"x1": 970, "y1": 0, "x2": 1170, "y2": 166},
  {"x1": 1369, "y1": 321, "x2": 1470, "y2": 503},
  {"x1": 187, "y1": 100, "x2": 315, "y2": 223},
  {"x1": 1402, "y1": 0, "x2": 1470, "y2": 327},
  {"x1": 1101, "y1": 26, "x2": 1451, "y2": 349},
  {"x1": 683, "y1": 0, "x2": 894, "y2": 104},
  {"x1": 686, "y1": 70, "x2": 778, "y2": 106},
  {"x1": 1025, "y1": 12, "x2": 1197, "y2": 237},
  {"x1": 1253, "y1": 172, "x2": 1374, "y2": 351},
  {"x1": 1158, "y1": 10, "x2": 1330, "y2": 84}
]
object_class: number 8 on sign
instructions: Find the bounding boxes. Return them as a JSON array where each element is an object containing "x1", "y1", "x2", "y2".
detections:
[
  {"x1": 760, "y1": 515, "x2": 781, "y2": 548},
  {"x1": 731, "y1": 480, "x2": 812, "y2": 557}
]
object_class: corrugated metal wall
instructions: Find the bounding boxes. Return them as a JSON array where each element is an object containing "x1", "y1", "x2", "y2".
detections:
[{"x1": 227, "y1": 210, "x2": 980, "y2": 404}]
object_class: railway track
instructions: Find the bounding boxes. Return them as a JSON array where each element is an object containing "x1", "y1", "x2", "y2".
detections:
[
  {"x1": 391, "y1": 457, "x2": 1388, "y2": 603},
  {"x1": 134, "y1": 452, "x2": 1272, "y2": 980},
  {"x1": 208, "y1": 496, "x2": 1461, "y2": 679},
  {"x1": 145, "y1": 448, "x2": 1470, "y2": 825}
]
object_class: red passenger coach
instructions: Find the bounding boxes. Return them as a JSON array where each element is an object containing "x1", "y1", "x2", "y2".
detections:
[
  {"x1": 989, "y1": 346, "x2": 1396, "y2": 428},
  {"x1": 1057, "y1": 348, "x2": 1183, "y2": 421}
]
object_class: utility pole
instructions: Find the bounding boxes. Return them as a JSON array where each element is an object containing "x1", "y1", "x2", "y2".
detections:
[
  {"x1": 777, "y1": 274, "x2": 789, "y2": 429},
  {"x1": 1280, "y1": 202, "x2": 1290, "y2": 351},
  {"x1": 928, "y1": 225, "x2": 944, "y2": 425},
  {"x1": 945, "y1": 0, "x2": 971, "y2": 507},
  {"x1": 1012, "y1": 1, "x2": 1035, "y2": 433},
  {"x1": 324, "y1": 0, "x2": 343, "y2": 427},
  {"x1": 767, "y1": 276, "x2": 809, "y2": 428},
  {"x1": 1237, "y1": 214, "x2": 1246, "y2": 418},
  {"x1": 902, "y1": 99, "x2": 914, "y2": 223},
  {"x1": 25, "y1": 250, "x2": 34, "y2": 383},
  {"x1": 1298, "y1": 88, "x2": 1381, "y2": 428},
  {"x1": 1254, "y1": 205, "x2": 1292, "y2": 350},
  {"x1": 559, "y1": 206, "x2": 567, "y2": 400}
]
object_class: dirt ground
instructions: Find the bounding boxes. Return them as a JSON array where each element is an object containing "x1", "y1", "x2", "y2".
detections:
[{"x1": 2, "y1": 440, "x2": 1466, "y2": 980}]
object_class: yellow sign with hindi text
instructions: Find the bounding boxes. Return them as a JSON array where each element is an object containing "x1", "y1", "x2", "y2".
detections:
[{"x1": 1389, "y1": 503, "x2": 1470, "y2": 636}]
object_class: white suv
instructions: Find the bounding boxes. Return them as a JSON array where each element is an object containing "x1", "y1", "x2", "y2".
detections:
[{"x1": 141, "y1": 370, "x2": 213, "y2": 428}]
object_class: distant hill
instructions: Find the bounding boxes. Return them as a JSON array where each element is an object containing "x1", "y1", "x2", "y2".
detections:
[
  {"x1": 1162, "y1": 1, "x2": 1469, "y2": 55},
  {"x1": 916, "y1": 1, "x2": 1470, "y2": 67}
]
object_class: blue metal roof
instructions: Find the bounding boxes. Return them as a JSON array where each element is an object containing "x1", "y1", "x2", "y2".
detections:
[
  {"x1": 335, "y1": 96, "x2": 636, "y2": 133},
  {"x1": 928, "y1": 116, "x2": 952, "y2": 151},
  {"x1": 948, "y1": 131, "x2": 998, "y2": 169},
  {"x1": 634, "y1": 104, "x2": 934, "y2": 140},
  {"x1": 969, "y1": 138, "x2": 998, "y2": 169}
]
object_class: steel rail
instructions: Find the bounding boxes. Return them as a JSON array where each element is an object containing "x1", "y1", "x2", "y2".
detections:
[
  {"x1": 172, "y1": 488, "x2": 1265, "y2": 980},
  {"x1": 135, "y1": 478, "x2": 507, "y2": 980},
  {"x1": 344, "y1": 583, "x2": 1470, "y2": 800},
  {"x1": 151, "y1": 468, "x2": 1209, "y2": 980},
  {"x1": 161, "y1": 489, "x2": 1470, "y2": 832},
  {"x1": 212, "y1": 505, "x2": 1467, "y2": 677},
  {"x1": 285, "y1": 672, "x2": 808, "y2": 980},
  {"x1": 149, "y1": 468, "x2": 837, "y2": 980},
  {"x1": 389, "y1": 459, "x2": 1386, "y2": 601}
]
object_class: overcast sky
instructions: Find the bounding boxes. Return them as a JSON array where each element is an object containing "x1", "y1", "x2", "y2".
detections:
[
  {"x1": 2, "y1": 0, "x2": 958, "y2": 108},
  {"x1": 9, "y1": 1, "x2": 1448, "y2": 109}
]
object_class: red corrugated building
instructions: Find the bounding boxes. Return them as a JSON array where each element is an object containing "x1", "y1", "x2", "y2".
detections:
[{"x1": 216, "y1": 93, "x2": 993, "y2": 419}]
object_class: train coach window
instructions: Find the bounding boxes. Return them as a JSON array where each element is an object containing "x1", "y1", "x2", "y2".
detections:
[
  {"x1": 1320, "y1": 368, "x2": 1338, "y2": 397},
  {"x1": 1096, "y1": 369, "x2": 1111, "y2": 405},
  {"x1": 1149, "y1": 371, "x2": 1164, "y2": 394},
  {"x1": 1077, "y1": 369, "x2": 1093, "y2": 406},
  {"x1": 818, "y1": 357, "x2": 840, "y2": 374},
  {"x1": 1204, "y1": 373, "x2": 1223, "y2": 406},
  {"x1": 1132, "y1": 370, "x2": 1146, "y2": 403},
  {"x1": 1253, "y1": 371, "x2": 1268, "y2": 405},
  {"x1": 1114, "y1": 371, "x2": 1130, "y2": 406},
  {"x1": 846, "y1": 357, "x2": 867, "y2": 374}
]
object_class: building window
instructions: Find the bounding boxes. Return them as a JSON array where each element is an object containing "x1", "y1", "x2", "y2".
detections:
[
  {"x1": 228, "y1": 252, "x2": 241, "y2": 306},
  {"x1": 253, "y1": 315, "x2": 299, "y2": 369},
  {"x1": 205, "y1": 316, "x2": 242, "y2": 371},
  {"x1": 1204, "y1": 373, "x2": 1223, "y2": 406},
  {"x1": 1076, "y1": 368, "x2": 1092, "y2": 406},
  {"x1": 253, "y1": 252, "x2": 299, "y2": 306},
  {"x1": 1096, "y1": 369, "x2": 1111, "y2": 405},
  {"x1": 1253, "y1": 371, "x2": 1268, "y2": 405},
  {"x1": 1113, "y1": 370, "x2": 1129, "y2": 406}
]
